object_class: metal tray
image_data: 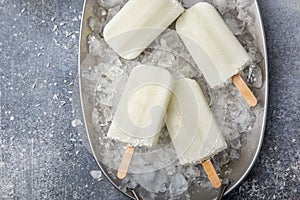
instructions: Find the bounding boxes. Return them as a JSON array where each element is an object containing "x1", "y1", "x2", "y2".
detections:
[{"x1": 78, "y1": 0, "x2": 268, "y2": 199}]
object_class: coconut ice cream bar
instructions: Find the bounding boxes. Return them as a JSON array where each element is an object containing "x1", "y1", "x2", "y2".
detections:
[
  {"x1": 103, "y1": 0, "x2": 184, "y2": 60},
  {"x1": 107, "y1": 64, "x2": 173, "y2": 148},
  {"x1": 109, "y1": 64, "x2": 173, "y2": 179},
  {"x1": 166, "y1": 78, "x2": 227, "y2": 165},
  {"x1": 166, "y1": 78, "x2": 227, "y2": 188},
  {"x1": 176, "y1": 2, "x2": 257, "y2": 106},
  {"x1": 176, "y1": 2, "x2": 251, "y2": 88}
]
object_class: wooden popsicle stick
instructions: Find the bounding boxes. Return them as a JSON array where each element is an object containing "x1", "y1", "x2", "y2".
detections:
[
  {"x1": 117, "y1": 145, "x2": 135, "y2": 179},
  {"x1": 202, "y1": 159, "x2": 222, "y2": 188},
  {"x1": 232, "y1": 74, "x2": 257, "y2": 107}
]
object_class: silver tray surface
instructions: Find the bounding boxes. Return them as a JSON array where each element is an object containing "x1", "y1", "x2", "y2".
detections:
[{"x1": 78, "y1": 0, "x2": 268, "y2": 199}]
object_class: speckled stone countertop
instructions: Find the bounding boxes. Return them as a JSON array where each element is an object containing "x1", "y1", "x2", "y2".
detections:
[{"x1": 0, "y1": 0, "x2": 299, "y2": 199}]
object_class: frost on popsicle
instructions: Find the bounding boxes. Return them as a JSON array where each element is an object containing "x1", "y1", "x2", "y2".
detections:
[{"x1": 80, "y1": 0, "x2": 261, "y2": 198}]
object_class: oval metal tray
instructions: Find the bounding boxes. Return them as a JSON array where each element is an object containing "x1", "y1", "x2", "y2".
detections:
[{"x1": 78, "y1": 0, "x2": 268, "y2": 199}]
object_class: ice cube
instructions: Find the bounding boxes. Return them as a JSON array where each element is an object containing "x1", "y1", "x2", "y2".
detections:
[
  {"x1": 98, "y1": 0, "x2": 124, "y2": 8},
  {"x1": 134, "y1": 169, "x2": 168, "y2": 193},
  {"x1": 103, "y1": 107, "x2": 113, "y2": 122},
  {"x1": 248, "y1": 48, "x2": 263, "y2": 64},
  {"x1": 236, "y1": 0, "x2": 254, "y2": 9},
  {"x1": 222, "y1": 125, "x2": 240, "y2": 141},
  {"x1": 92, "y1": 108, "x2": 108, "y2": 126},
  {"x1": 229, "y1": 137, "x2": 242, "y2": 149},
  {"x1": 165, "y1": 164, "x2": 177, "y2": 176},
  {"x1": 169, "y1": 173, "x2": 188, "y2": 196},
  {"x1": 229, "y1": 149, "x2": 240, "y2": 160},
  {"x1": 182, "y1": 165, "x2": 202, "y2": 183},
  {"x1": 245, "y1": 64, "x2": 263, "y2": 88},
  {"x1": 106, "y1": 5, "x2": 122, "y2": 21},
  {"x1": 224, "y1": 14, "x2": 244, "y2": 35},
  {"x1": 236, "y1": 0, "x2": 255, "y2": 25},
  {"x1": 212, "y1": 151, "x2": 231, "y2": 166},
  {"x1": 172, "y1": 57, "x2": 199, "y2": 78},
  {"x1": 103, "y1": 64, "x2": 124, "y2": 80},
  {"x1": 213, "y1": 0, "x2": 236, "y2": 15},
  {"x1": 159, "y1": 30, "x2": 184, "y2": 52},
  {"x1": 88, "y1": 16, "x2": 100, "y2": 32},
  {"x1": 95, "y1": 76, "x2": 109, "y2": 92},
  {"x1": 157, "y1": 50, "x2": 176, "y2": 68}
]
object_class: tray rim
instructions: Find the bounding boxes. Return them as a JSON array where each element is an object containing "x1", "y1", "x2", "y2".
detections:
[{"x1": 78, "y1": 0, "x2": 269, "y2": 199}]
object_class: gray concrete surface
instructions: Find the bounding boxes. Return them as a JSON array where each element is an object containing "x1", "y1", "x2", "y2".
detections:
[{"x1": 0, "y1": 0, "x2": 299, "y2": 199}]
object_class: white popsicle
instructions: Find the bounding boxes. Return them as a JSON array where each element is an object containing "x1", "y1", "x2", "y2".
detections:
[
  {"x1": 176, "y1": 2, "x2": 252, "y2": 88},
  {"x1": 166, "y1": 78, "x2": 227, "y2": 165},
  {"x1": 103, "y1": 0, "x2": 184, "y2": 60},
  {"x1": 108, "y1": 65, "x2": 173, "y2": 148}
]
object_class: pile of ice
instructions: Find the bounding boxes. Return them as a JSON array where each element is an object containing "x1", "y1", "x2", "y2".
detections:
[{"x1": 80, "y1": 0, "x2": 263, "y2": 198}]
